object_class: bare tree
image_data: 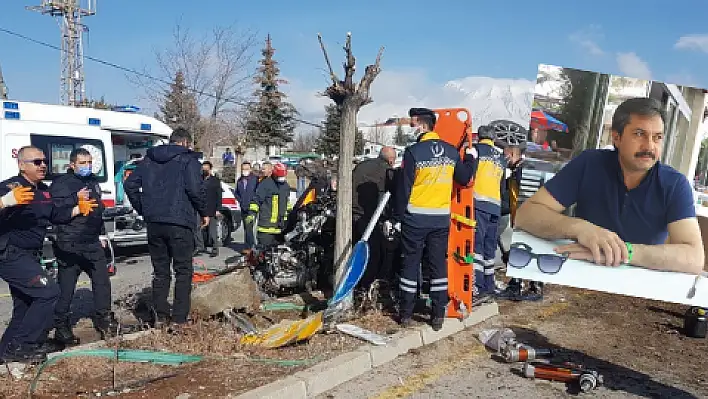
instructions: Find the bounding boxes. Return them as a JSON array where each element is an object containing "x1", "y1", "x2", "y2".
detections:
[
  {"x1": 318, "y1": 32, "x2": 384, "y2": 290},
  {"x1": 130, "y1": 20, "x2": 258, "y2": 121},
  {"x1": 292, "y1": 130, "x2": 320, "y2": 152},
  {"x1": 367, "y1": 121, "x2": 387, "y2": 144}
]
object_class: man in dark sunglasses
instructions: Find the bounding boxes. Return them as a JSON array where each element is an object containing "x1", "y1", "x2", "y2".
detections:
[
  {"x1": 516, "y1": 97, "x2": 704, "y2": 275},
  {"x1": 0, "y1": 146, "x2": 98, "y2": 363}
]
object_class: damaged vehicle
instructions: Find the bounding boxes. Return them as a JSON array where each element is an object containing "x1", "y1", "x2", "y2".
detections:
[{"x1": 247, "y1": 171, "x2": 337, "y2": 297}]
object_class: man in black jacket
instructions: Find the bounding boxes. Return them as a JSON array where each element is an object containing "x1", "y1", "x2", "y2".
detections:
[
  {"x1": 124, "y1": 128, "x2": 207, "y2": 327},
  {"x1": 234, "y1": 161, "x2": 258, "y2": 250},
  {"x1": 49, "y1": 148, "x2": 117, "y2": 345},
  {"x1": 352, "y1": 147, "x2": 396, "y2": 292},
  {"x1": 200, "y1": 161, "x2": 222, "y2": 257}
]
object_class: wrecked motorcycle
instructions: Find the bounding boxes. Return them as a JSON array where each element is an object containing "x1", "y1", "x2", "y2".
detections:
[{"x1": 247, "y1": 176, "x2": 336, "y2": 296}]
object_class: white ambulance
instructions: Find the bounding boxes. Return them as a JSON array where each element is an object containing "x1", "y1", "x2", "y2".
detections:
[{"x1": 0, "y1": 100, "x2": 241, "y2": 249}]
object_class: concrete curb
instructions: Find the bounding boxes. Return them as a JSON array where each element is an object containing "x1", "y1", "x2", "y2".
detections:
[{"x1": 231, "y1": 302, "x2": 499, "y2": 399}]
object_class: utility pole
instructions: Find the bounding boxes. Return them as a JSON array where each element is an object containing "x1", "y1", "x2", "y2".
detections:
[
  {"x1": 28, "y1": 0, "x2": 96, "y2": 106},
  {"x1": 0, "y1": 64, "x2": 8, "y2": 99}
]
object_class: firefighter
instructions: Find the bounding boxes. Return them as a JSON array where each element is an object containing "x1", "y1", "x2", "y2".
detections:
[
  {"x1": 247, "y1": 162, "x2": 291, "y2": 247},
  {"x1": 393, "y1": 108, "x2": 477, "y2": 331},
  {"x1": 0, "y1": 146, "x2": 97, "y2": 363},
  {"x1": 471, "y1": 123, "x2": 506, "y2": 301},
  {"x1": 50, "y1": 148, "x2": 119, "y2": 345}
]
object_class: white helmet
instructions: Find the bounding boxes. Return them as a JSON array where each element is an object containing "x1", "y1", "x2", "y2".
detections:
[{"x1": 488, "y1": 120, "x2": 528, "y2": 149}]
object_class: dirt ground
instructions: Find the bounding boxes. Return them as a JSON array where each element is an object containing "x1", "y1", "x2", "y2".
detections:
[{"x1": 2, "y1": 285, "x2": 707, "y2": 398}]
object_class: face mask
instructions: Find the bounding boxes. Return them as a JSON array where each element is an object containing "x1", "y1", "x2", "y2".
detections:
[
  {"x1": 242, "y1": 170, "x2": 251, "y2": 176},
  {"x1": 77, "y1": 166, "x2": 92, "y2": 177},
  {"x1": 202, "y1": 171, "x2": 210, "y2": 177},
  {"x1": 277, "y1": 177, "x2": 286, "y2": 183}
]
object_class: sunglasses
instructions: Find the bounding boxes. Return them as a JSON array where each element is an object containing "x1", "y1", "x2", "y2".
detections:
[
  {"x1": 508, "y1": 242, "x2": 569, "y2": 274},
  {"x1": 23, "y1": 158, "x2": 48, "y2": 166}
]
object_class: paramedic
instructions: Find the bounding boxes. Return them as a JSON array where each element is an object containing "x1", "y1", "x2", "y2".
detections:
[
  {"x1": 472, "y1": 124, "x2": 506, "y2": 299},
  {"x1": 124, "y1": 127, "x2": 208, "y2": 327},
  {"x1": 247, "y1": 162, "x2": 291, "y2": 247},
  {"x1": 516, "y1": 97, "x2": 704, "y2": 274},
  {"x1": 353, "y1": 146, "x2": 396, "y2": 292},
  {"x1": 393, "y1": 107, "x2": 477, "y2": 331},
  {"x1": 50, "y1": 148, "x2": 118, "y2": 345},
  {"x1": 0, "y1": 146, "x2": 97, "y2": 363}
]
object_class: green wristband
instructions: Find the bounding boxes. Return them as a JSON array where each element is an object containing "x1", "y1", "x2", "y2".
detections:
[{"x1": 625, "y1": 242, "x2": 633, "y2": 264}]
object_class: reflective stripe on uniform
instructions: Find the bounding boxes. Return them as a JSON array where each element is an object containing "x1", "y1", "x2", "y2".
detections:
[
  {"x1": 257, "y1": 226, "x2": 281, "y2": 234},
  {"x1": 406, "y1": 205, "x2": 451, "y2": 215},
  {"x1": 270, "y1": 195, "x2": 279, "y2": 223},
  {"x1": 473, "y1": 193, "x2": 502, "y2": 206},
  {"x1": 400, "y1": 276, "x2": 417, "y2": 293},
  {"x1": 249, "y1": 203, "x2": 259, "y2": 212},
  {"x1": 430, "y1": 277, "x2": 448, "y2": 292}
]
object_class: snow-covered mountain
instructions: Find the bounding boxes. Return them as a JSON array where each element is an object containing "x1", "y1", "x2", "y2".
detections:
[
  {"x1": 355, "y1": 75, "x2": 536, "y2": 130},
  {"x1": 441, "y1": 76, "x2": 535, "y2": 128}
]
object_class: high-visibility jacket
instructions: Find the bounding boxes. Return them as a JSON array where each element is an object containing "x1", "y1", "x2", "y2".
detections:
[
  {"x1": 472, "y1": 139, "x2": 505, "y2": 216},
  {"x1": 394, "y1": 131, "x2": 476, "y2": 229},
  {"x1": 248, "y1": 177, "x2": 291, "y2": 234}
]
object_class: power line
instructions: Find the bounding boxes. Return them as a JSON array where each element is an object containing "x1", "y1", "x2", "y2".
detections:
[{"x1": 0, "y1": 26, "x2": 323, "y2": 128}]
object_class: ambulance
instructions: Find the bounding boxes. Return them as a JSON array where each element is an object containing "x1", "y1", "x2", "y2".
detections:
[{"x1": 0, "y1": 100, "x2": 241, "y2": 249}]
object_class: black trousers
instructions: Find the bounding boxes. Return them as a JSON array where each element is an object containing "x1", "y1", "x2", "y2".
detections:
[
  {"x1": 257, "y1": 232, "x2": 280, "y2": 247},
  {"x1": 399, "y1": 225, "x2": 450, "y2": 319},
  {"x1": 147, "y1": 223, "x2": 194, "y2": 324},
  {"x1": 0, "y1": 246, "x2": 59, "y2": 354},
  {"x1": 53, "y1": 241, "x2": 112, "y2": 324}
]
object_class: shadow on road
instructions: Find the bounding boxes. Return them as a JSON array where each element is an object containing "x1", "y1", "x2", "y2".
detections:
[{"x1": 493, "y1": 327, "x2": 698, "y2": 398}]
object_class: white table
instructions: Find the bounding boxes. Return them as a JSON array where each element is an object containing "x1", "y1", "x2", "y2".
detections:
[{"x1": 507, "y1": 230, "x2": 708, "y2": 307}]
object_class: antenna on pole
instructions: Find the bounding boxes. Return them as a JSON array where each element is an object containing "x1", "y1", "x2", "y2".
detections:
[
  {"x1": 0, "y1": 64, "x2": 8, "y2": 100},
  {"x1": 27, "y1": 0, "x2": 96, "y2": 107}
]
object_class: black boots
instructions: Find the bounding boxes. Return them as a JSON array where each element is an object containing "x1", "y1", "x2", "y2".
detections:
[
  {"x1": 54, "y1": 318, "x2": 80, "y2": 346},
  {"x1": 94, "y1": 312, "x2": 120, "y2": 340}
]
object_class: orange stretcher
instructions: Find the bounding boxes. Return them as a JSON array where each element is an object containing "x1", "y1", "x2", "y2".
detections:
[{"x1": 432, "y1": 108, "x2": 476, "y2": 319}]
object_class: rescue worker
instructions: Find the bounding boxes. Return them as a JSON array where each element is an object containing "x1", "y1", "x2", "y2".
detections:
[
  {"x1": 353, "y1": 147, "x2": 396, "y2": 293},
  {"x1": 471, "y1": 123, "x2": 506, "y2": 301},
  {"x1": 393, "y1": 108, "x2": 477, "y2": 331},
  {"x1": 491, "y1": 121, "x2": 544, "y2": 302},
  {"x1": 247, "y1": 162, "x2": 290, "y2": 247},
  {"x1": 50, "y1": 148, "x2": 118, "y2": 345},
  {"x1": 0, "y1": 146, "x2": 97, "y2": 363}
]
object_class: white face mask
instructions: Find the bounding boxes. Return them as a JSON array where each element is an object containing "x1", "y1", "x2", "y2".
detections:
[
  {"x1": 242, "y1": 170, "x2": 251, "y2": 176},
  {"x1": 277, "y1": 176, "x2": 286, "y2": 183}
]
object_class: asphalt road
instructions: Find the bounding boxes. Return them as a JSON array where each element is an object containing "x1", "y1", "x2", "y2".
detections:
[{"x1": 0, "y1": 228, "x2": 246, "y2": 336}]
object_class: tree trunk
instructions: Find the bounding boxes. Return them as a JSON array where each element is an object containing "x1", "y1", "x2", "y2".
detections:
[{"x1": 333, "y1": 98, "x2": 358, "y2": 287}]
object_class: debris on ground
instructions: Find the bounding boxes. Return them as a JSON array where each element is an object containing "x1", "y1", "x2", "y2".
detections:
[{"x1": 190, "y1": 268, "x2": 262, "y2": 316}]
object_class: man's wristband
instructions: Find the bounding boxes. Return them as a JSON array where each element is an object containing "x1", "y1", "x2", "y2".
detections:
[{"x1": 625, "y1": 242, "x2": 634, "y2": 263}]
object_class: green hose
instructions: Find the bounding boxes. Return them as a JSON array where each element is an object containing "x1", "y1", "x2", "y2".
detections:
[
  {"x1": 261, "y1": 302, "x2": 307, "y2": 311},
  {"x1": 29, "y1": 349, "x2": 320, "y2": 395},
  {"x1": 30, "y1": 349, "x2": 203, "y2": 395}
]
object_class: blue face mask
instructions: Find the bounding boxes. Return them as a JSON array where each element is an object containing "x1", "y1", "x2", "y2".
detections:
[{"x1": 77, "y1": 166, "x2": 92, "y2": 177}]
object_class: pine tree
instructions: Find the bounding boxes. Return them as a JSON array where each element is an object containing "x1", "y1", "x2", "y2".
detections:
[
  {"x1": 394, "y1": 122, "x2": 407, "y2": 146},
  {"x1": 245, "y1": 35, "x2": 298, "y2": 155},
  {"x1": 316, "y1": 103, "x2": 364, "y2": 156},
  {"x1": 159, "y1": 71, "x2": 201, "y2": 134}
]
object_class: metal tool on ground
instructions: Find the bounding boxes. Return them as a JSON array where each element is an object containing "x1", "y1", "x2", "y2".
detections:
[
  {"x1": 522, "y1": 362, "x2": 603, "y2": 393},
  {"x1": 502, "y1": 345, "x2": 553, "y2": 363},
  {"x1": 684, "y1": 306, "x2": 707, "y2": 338},
  {"x1": 326, "y1": 191, "x2": 391, "y2": 315}
]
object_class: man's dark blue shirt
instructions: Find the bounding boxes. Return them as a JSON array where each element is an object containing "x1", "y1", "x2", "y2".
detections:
[{"x1": 543, "y1": 149, "x2": 695, "y2": 245}]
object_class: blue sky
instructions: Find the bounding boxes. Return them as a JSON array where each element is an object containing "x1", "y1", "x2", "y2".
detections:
[{"x1": 1, "y1": 0, "x2": 707, "y2": 125}]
